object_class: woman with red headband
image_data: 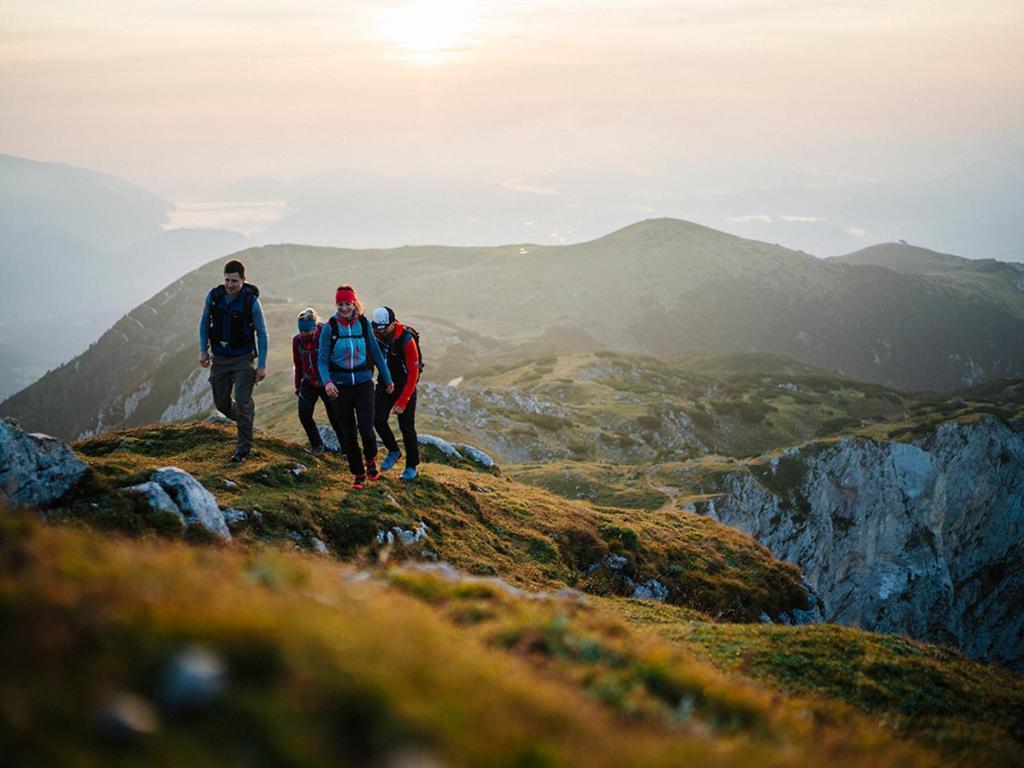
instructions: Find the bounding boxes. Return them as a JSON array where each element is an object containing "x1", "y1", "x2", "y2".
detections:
[{"x1": 318, "y1": 284, "x2": 394, "y2": 489}]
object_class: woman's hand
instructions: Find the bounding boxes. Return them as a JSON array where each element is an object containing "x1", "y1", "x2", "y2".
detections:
[
  {"x1": 386, "y1": 383, "x2": 395, "y2": 394},
  {"x1": 325, "y1": 382, "x2": 339, "y2": 398}
]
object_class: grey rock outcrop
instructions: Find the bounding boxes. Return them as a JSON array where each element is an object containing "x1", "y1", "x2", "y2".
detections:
[
  {"x1": 160, "y1": 646, "x2": 226, "y2": 712},
  {"x1": 1, "y1": 417, "x2": 87, "y2": 507},
  {"x1": 317, "y1": 424, "x2": 341, "y2": 452},
  {"x1": 701, "y1": 416, "x2": 1024, "y2": 669},
  {"x1": 377, "y1": 521, "x2": 429, "y2": 546},
  {"x1": 145, "y1": 467, "x2": 231, "y2": 542},
  {"x1": 222, "y1": 508, "x2": 248, "y2": 532},
  {"x1": 454, "y1": 443, "x2": 495, "y2": 469},
  {"x1": 125, "y1": 482, "x2": 186, "y2": 529},
  {"x1": 418, "y1": 434, "x2": 463, "y2": 461},
  {"x1": 418, "y1": 435, "x2": 494, "y2": 468},
  {"x1": 632, "y1": 579, "x2": 669, "y2": 601}
]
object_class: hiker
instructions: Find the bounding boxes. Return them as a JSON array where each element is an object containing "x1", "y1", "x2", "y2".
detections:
[
  {"x1": 198, "y1": 259, "x2": 269, "y2": 462},
  {"x1": 292, "y1": 308, "x2": 348, "y2": 455},
  {"x1": 371, "y1": 306, "x2": 421, "y2": 481},
  {"x1": 318, "y1": 285, "x2": 393, "y2": 489}
]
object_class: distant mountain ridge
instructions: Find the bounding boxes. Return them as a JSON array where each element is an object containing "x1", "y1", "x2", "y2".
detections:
[
  {"x1": 0, "y1": 154, "x2": 250, "y2": 398},
  {"x1": 3, "y1": 217, "x2": 1023, "y2": 438}
]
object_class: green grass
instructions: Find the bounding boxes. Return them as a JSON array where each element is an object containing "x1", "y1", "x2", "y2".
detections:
[
  {"x1": 69, "y1": 422, "x2": 811, "y2": 622},
  {"x1": 665, "y1": 622, "x2": 1024, "y2": 766}
]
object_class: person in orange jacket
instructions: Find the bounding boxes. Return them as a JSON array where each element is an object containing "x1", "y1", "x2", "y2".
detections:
[{"x1": 371, "y1": 306, "x2": 421, "y2": 480}]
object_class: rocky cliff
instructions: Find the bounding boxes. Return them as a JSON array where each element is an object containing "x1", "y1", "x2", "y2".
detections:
[{"x1": 699, "y1": 415, "x2": 1024, "y2": 669}]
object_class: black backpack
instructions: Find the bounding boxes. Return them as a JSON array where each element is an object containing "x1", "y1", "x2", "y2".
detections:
[
  {"x1": 327, "y1": 315, "x2": 375, "y2": 373},
  {"x1": 208, "y1": 283, "x2": 260, "y2": 349},
  {"x1": 382, "y1": 325, "x2": 425, "y2": 379},
  {"x1": 399, "y1": 326, "x2": 425, "y2": 373}
]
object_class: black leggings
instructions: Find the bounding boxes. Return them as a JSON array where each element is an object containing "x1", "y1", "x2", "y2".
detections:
[
  {"x1": 330, "y1": 380, "x2": 377, "y2": 475},
  {"x1": 374, "y1": 385, "x2": 419, "y2": 468},
  {"x1": 297, "y1": 380, "x2": 346, "y2": 450}
]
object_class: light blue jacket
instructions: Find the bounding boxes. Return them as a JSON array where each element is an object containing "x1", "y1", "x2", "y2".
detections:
[{"x1": 317, "y1": 313, "x2": 393, "y2": 388}]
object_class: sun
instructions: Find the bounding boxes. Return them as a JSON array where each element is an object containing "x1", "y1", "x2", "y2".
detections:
[{"x1": 376, "y1": 0, "x2": 476, "y2": 65}]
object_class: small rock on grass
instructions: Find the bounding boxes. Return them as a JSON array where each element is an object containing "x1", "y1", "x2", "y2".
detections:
[
  {"x1": 160, "y1": 646, "x2": 226, "y2": 712},
  {"x1": 98, "y1": 693, "x2": 159, "y2": 740}
]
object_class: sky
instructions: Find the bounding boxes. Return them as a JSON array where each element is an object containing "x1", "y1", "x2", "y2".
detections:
[{"x1": 1, "y1": 0, "x2": 1023, "y2": 254}]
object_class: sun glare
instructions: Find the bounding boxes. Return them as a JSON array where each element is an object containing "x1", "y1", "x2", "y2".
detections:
[{"x1": 376, "y1": 0, "x2": 476, "y2": 65}]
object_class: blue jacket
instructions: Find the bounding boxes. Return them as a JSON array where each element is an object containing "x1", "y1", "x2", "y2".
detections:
[{"x1": 317, "y1": 313, "x2": 393, "y2": 388}]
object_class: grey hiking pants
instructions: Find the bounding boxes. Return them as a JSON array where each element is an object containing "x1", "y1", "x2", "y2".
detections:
[{"x1": 210, "y1": 354, "x2": 256, "y2": 454}]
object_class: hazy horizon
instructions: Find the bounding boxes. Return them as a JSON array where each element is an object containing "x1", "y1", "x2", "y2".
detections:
[{"x1": 2, "y1": 0, "x2": 1023, "y2": 258}]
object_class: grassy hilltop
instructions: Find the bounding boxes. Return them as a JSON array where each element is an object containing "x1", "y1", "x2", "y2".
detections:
[{"x1": 2, "y1": 421, "x2": 1023, "y2": 766}]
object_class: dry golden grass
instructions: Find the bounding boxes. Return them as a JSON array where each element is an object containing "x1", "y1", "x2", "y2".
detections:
[{"x1": 0, "y1": 514, "x2": 943, "y2": 767}]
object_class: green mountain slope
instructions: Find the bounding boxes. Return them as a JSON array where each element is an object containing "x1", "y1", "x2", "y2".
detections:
[
  {"x1": 833, "y1": 242, "x2": 1024, "y2": 320},
  {"x1": 4, "y1": 218, "x2": 1024, "y2": 438}
]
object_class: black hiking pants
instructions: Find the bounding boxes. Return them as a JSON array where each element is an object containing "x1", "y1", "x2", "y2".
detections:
[
  {"x1": 329, "y1": 380, "x2": 377, "y2": 475},
  {"x1": 374, "y1": 384, "x2": 419, "y2": 469},
  {"x1": 297, "y1": 379, "x2": 346, "y2": 451}
]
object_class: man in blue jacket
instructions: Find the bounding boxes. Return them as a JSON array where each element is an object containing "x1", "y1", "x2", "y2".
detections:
[{"x1": 198, "y1": 259, "x2": 269, "y2": 462}]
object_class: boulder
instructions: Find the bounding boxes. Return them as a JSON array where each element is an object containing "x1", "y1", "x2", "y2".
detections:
[
  {"x1": 222, "y1": 508, "x2": 248, "y2": 532},
  {"x1": 317, "y1": 425, "x2": 341, "y2": 452},
  {"x1": 125, "y1": 482, "x2": 186, "y2": 529},
  {"x1": 603, "y1": 553, "x2": 629, "y2": 571},
  {"x1": 149, "y1": 467, "x2": 231, "y2": 542},
  {"x1": 160, "y1": 645, "x2": 226, "y2": 712},
  {"x1": 97, "y1": 693, "x2": 159, "y2": 740},
  {"x1": 418, "y1": 434, "x2": 462, "y2": 461},
  {"x1": 377, "y1": 521, "x2": 429, "y2": 546},
  {"x1": 0, "y1": 417, "x2": 87, "y2": 508},
  {"x1": 632, "y1": 579, "x2": 669, "y2": 602},
  {"x1": 454, "y1": 443, "x2": 495, "y2": 469}
]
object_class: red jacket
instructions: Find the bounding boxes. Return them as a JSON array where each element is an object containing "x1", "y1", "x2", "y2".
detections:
[
  {"x1": 292, "y1": 325, "x2": 323, "y2": 391},
  {"x1": 386, "y1": 323, "x2": 420, "y2": 410}
]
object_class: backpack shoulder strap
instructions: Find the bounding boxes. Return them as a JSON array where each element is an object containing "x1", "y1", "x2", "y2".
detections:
[
  {"x1": 241, "y1": 285, "x2": 258, "y2": 327},
  {"x1": 325, "y1": 316, "x2": 339, "y2": 359}
]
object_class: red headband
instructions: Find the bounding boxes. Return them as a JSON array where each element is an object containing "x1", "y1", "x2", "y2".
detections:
[{"x1": 335, "y1": 287, "x2": 357, "y2": 305}]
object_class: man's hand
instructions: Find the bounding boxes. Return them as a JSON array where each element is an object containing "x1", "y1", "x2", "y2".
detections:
[
  {"x1": 386, "y1": 382, "x2": 395, "y2": 394},
  {"x1": 391, "y1": 404, "x2": 405, "y2": 415},
  {"x1": 325, "y1": 382, "x2": 339, "y2": 398},
  {"x1": 254, "y1": 367, "x2": 267, "y2": 384},
  {"x1": 200, "y1": 351, "x2": 211, "y2": 368}
]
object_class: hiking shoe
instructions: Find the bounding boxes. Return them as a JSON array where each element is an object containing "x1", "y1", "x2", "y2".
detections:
[
  {"x1": 400, "y1": 466, "x2": 418, "y2": 481},
  {"x1": 366, "y1": 463, "x2": 381, "y2": 482},
  {"x1": 381, "y1": 450, "x2": 402, "y2": 471},
  {"x1": 230, "y1": 450, "x2": 249, "y2": 463},
  {"x1": 351, "y1": 475, "x2": 366, "y2": 490},
  {"x1": 309, "y1": 444, "x2": 326, "y2": 456}
]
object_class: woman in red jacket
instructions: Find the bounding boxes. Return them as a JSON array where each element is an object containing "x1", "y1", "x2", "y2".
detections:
[
  {"x1": 292, "y1": 308, "x2": 346, "y2": 455},
  {"x1": 371, "y1": 306, "x2": 421, "y2": 480}
]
